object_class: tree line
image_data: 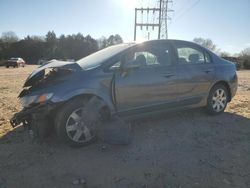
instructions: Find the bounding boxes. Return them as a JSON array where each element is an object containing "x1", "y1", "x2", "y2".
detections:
[
  {"x1": 0, "y1": 31, "x2": 123, "y2": 64},
  {"x1": 0, "y1": 32, "x2": 249, "y2": 69}
]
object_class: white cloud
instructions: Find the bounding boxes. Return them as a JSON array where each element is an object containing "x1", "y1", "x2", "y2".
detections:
[
  {"x1": 226, "y1": 45, "x2": 234, "y2": 48},
  {"x1": 244, "y1": 43, "x2": 250, "y2": 47}
]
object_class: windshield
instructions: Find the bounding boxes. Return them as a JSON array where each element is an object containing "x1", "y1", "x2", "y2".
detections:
[{"x1": 77, "y1": 43, "x2": 135, "y2": 70}]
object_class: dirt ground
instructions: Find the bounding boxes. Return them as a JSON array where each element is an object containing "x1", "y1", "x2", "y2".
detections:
[{"x1": 0, "y1": 65, "x2": 250, "y2": 188}]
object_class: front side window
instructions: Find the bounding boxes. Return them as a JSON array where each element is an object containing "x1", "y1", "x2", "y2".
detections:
[
  {"x1": 134, "y1": 51, "x2": 159, "y2": 66},
  {"x1": 124, "y1": 44, "x2": 172, "y2": 68},
  {"x1": 177, "y1": 46, "x2": 209, "y2": 64}
]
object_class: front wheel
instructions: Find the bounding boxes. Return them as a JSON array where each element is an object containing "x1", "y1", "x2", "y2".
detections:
[
  {"x1": 55, "y1": 98, "x2": 97, "y2": 146},
  {"x1": 206, "y1": 84, "x2": 228, "y2": 115}
]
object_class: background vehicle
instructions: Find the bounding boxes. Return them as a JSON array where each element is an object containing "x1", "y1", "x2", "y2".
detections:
[
  {"x1": 10, "y1": 40, "x2": 238, "y2": 146},
  {"x1": 6, "y1": 57, "x2": 25, "y2": 68}
]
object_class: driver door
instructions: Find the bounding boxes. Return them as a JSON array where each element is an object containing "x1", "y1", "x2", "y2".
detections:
[{"x1": 114, "y1": 42, "x2": 178, "y2": 114}]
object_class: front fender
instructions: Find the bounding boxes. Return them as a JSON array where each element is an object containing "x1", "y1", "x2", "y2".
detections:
[{"x1": 51, "y1": 88, "x2": 116, "y2": 113}]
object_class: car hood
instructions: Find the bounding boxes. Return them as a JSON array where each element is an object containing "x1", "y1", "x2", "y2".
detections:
[{"x1": 24, "y1": 60, "x2": 82, "y2": 87}]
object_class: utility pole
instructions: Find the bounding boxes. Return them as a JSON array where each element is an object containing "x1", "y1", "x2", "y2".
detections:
[
  {"x1": 134, "y1": 7, "x2": 161, "y2": 41},
  {"x1": 158, "y1": 0, "x2": 162, "y2": 39},
  {"x1": 160, "y1": 0, "x2": 174, "y2": 39},
  {"x1": 134, "y1": 0, "x2": 174, "y2": 41}
]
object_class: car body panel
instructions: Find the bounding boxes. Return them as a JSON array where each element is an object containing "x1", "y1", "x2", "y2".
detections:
[
  {"x1": 115, "y1": 64, "x2": 177, "y2": 112},
  {"x1": 176, "y1": 63, "x2": 215, "y2": 104},
  {"x1": 51, "y1": 70, "x2": 116, "y2": 112},
  {"x1": 212, "y1": 59, "x2": 238, "y2": 98}
]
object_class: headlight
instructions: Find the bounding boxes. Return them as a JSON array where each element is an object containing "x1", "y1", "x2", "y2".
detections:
[{"x1": 20, "y1": 93, "x2": 53, "y2": 107}]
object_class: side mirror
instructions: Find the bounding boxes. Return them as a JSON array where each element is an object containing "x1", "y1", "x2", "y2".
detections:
[
  {"x1": 109, "y1": 65, "x2": 121, "y2": 72},
  {"x1": 122, "y1": 59, "x2": 140, "y2": 70}
]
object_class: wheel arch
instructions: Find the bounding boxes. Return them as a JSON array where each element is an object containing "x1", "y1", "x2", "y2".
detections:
[
  {"x1": 210, "y1": 80, "x2": 232, "y2": 102},
  {"x1": 56, "y1": 91, "x2": 114, "y2": 120}
]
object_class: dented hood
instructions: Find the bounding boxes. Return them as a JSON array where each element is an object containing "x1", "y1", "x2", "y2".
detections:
[{"x1": 24, "y1": 60, "x2": 81, "y2": 87}]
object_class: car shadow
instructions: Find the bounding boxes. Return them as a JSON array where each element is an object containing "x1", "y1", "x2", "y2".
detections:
[{"x1": 1, "y1": 109, "x2": 250, "y2": 146}]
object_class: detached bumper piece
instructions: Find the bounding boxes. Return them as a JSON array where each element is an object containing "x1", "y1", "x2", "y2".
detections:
[
  {"x1": 10, "y1": 103, "x2": 60, "y2": 140},
  {"x1": 10, "y1": 108, "x2": 32, "y2": 128}
]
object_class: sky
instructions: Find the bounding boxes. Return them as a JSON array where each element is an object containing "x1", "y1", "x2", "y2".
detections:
[{"x1": 0, "y1": 0, "x2": 249, "y2": 54}]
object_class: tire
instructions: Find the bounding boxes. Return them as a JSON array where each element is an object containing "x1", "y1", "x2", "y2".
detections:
[
  {"x1": 206, "y1": 84, "x2": 228, "y2": 115},
  {"x1": 55, "y1": 98, "x2": 97, "y2": 146},
  {"x1": 30, "y1": 114, "x2": 50, "y2": 141}
]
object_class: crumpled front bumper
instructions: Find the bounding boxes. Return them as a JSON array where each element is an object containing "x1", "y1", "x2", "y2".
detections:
[{"x1": 10, "y1": 102, "x2": 60, "y2": 128}]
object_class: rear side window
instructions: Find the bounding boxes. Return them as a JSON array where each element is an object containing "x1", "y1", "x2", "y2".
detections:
[{"x1": 177, "y1": 46, "x2": 210, "y2": 64}]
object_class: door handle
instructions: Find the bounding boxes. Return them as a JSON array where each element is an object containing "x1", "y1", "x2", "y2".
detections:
[
  {"x1": 164, "y1": 73, "x2": 175, "y2": 78},
  {"x1": 203, "y1": 69, "x2": 213, "y2": 73}
]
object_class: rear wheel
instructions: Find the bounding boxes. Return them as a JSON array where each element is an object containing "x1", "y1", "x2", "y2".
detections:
[
  {"x1": 55, "y1": 98, "x2": 97, "y2": 146},
  {"x1": 206, "y1": 84, "x2": 228, "y2": 115}
]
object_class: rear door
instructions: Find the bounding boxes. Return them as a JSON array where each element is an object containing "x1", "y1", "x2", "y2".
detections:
[{"x1": 174, "y1": 42, "x2": 215, "y2": 104}]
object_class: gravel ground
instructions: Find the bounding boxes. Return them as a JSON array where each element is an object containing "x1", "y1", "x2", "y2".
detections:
[{"x1": 0, "y1": 65, "x2": 250, "y2": 188}]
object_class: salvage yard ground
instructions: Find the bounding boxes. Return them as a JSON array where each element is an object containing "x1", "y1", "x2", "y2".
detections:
[{"x1": 0, "y1": 65, "x2": 250, "y2": 188}]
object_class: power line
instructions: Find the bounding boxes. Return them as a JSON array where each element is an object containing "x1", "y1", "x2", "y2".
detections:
[
  {"x1": 174, "y1": 0, "x2": 200, "y2": 21},
  {"x1": 174, "y1": 0, "x2": 192, "y2": 17}
]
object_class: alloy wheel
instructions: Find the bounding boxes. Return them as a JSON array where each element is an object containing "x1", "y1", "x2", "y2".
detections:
[
  {"x1": 211, "y1": 88, "x2": 227, "y2": 112},
  {"x1": 65, "y1": 108, "x2": 94, "y2": 143}
]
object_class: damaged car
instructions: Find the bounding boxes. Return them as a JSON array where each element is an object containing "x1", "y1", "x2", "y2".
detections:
[{"x1": 10, "y1": 40, "x2": 238, "y2": 146}]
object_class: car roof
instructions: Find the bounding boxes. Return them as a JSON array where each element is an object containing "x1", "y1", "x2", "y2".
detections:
[
  {"x1": 141, "y1": 39, "x2": 199, "y2": 45},
  {"x1": 129, "y1": 39, "x2": 211, "y2": 53},
  {"x1": 124, "y1": 39, "x2": 203, "y2": 48}
]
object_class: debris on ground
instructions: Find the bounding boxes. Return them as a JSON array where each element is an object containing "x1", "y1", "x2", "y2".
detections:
[
  {"x1": 72, "y1": 178, "x2": 86, "y2": 185},
  {"x1": 101, "y1": 145, "x2": 107, "y2": 151}
]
